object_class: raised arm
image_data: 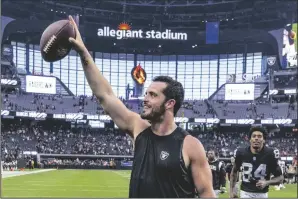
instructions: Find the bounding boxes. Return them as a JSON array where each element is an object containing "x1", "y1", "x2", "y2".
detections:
[
  {"x1": 68, "y1": 16, "x2": 149, "y2": 138},
  {"x1": 185, "y1": 136, "x2": 216, "y2": 198}
]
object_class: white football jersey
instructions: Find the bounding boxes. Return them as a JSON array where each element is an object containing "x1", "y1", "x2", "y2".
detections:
[{"x1": 278, "y1": 160, "x2": 286, "y2": 174}]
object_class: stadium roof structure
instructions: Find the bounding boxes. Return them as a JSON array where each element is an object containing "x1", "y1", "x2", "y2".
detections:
[
  {"x1": 1, "y1": 0, "x2": 297, "y2": 55},
  {"x1": 2, "y1": 0, "x2": 297, "y2": 31}
]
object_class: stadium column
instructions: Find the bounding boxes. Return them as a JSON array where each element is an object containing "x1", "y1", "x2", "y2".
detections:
[
  {"x1": 134, "y1": 54, "x2": 137, "y2": 73},
  {"x1": 26, "y1": 43, "x2": 30, "y2": 73},
  {"x1": 175, "y1": 55, "x2": 178, "y2": 80},
  {"x1": 243, "y1": 43, "x2": 247, "y2": 73},
  {"x1": 216, "y1": 54, "x2": 220, "y2": 89},
  {"x1": 50, "y1": 62, "x2": 53, "y2": 74}
]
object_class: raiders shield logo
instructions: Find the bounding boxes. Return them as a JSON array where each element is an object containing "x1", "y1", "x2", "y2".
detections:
[
  {"x1": 267, "y1": 56, "x2": 276, "y2": 66},
  {"x1": 160, "y1": 151, "x2": 169, "y2": 160}
]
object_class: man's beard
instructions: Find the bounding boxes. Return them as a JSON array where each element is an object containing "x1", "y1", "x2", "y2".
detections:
[
  {"x1": 208, "y1": 157, "x2": 214, "y2": 162},
  {"x1": 141, "y1": 102, "x2": 166, "y2": 122}
]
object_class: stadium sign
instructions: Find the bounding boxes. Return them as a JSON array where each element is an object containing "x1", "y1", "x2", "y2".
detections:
[
  {"x1": 15, "y1": 111, "x2": 47, "y2": 119},
  {"x1": 273, "y1": 119, "x2": 292, "y2": 125},
  {"x1": 194, "y1": 118, "x2": 207, "y2": 123},
  {"x1": 269, "y1": 89, "x2": 296, "y2": 95},
  {"x1": 261, "y1": 119, "x2": 293, "y2": 125},
  {"x1": 237, "y1": 119, "x2": 255, "y2": 124},
  {"x1": 194, "y1": 118, "x2": 220, "y2": 123},
  {"x1": 225, "y1": 119, "x2": 237, "y2": 124},
  {"x1": 65, "y1": 113, "x2": 84, "y2": 120},
  {"x1": 97, "y1": 23, "x2": 187, "y2": 40},
  {"x1": 1, "y1": 79, "x2": 18, "y2": 85},
  {"x1": 269, "y1": 90, "x2": 278, "y2": 95},
  {"x1": 284, "y1": 89, "x2": 296, "y2": 94},
  {"x1": 1, "y1": 110, "x2": 9, "y2": 116},
  {"x1": 53, "y1": 113, "x2": 84, "y2": 120},
  {"x1": 2, "y1": 110, "x2": 297, "y2": 127},
  {"x1": 86, "y1": 114, "x2": 112, "y2": 121},
  {"x1": 26, "y1": 75, "x2": 56, "y2": 94},
  {"x1": 174, "y1": 117, "x2": 189, "y2": 123},
  {"x1": 53, "y1": 114, "x2": 66, "y2": 119},
  {"x1": 260, "y1": 119, "x2": 273, "y2": 124},
  {"x1": 206, "y1": 118, "x2": 220, "y2": 124}
]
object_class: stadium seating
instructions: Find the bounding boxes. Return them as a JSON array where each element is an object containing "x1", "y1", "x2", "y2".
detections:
[{"x1": 2, "y1": 93, "x2": 297, "y2": 119}]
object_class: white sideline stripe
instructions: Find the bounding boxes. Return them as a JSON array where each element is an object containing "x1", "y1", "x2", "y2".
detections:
[
  {"x1": 5, "y1": 188, "x2": 128, "y2": 192},
  {"x1": 2, "y1": 169, "x2": 56, "y2": 179},
  {"x1": 8, "y1": 184, "x2": 128, "y2": 188},
  {"x1": 111, "y1": 171, "x2": 131, "y2": 179},
  {"x1": 19, "y1": 180, "x2": 125, "y2": 183}
]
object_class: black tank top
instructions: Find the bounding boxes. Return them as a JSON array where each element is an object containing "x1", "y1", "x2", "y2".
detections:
[{"x1": 129, "y1": 126, "x2": 196, "y2": 198}]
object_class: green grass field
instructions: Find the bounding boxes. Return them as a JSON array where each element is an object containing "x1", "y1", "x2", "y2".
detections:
[
  {"x1": 293, "y1": 23, "x2": 297, "y2": 51},
  {"x1": 2, "y1": 169, "x2": 297, "y2": 198}
]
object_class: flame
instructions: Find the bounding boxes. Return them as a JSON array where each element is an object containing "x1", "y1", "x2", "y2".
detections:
[
  {"x1": 132, "y1": 64, "x2": 146, "y2": 85},
  {"x1": 118, "y1": 22, "x2": 131, "y2": 30}
]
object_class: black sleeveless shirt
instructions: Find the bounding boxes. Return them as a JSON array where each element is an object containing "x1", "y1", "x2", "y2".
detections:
[{"x1": 129, "y1": 126, "x2": 196, "y2": 198}]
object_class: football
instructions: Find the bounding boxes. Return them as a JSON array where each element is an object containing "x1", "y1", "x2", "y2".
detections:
[{"x1": 40, "y1": 19, "x2": 76, "y2": 62}]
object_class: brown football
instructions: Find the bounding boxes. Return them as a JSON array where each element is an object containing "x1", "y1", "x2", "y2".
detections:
[{"x1": 40, "y1": 20, "x2": 76, "y2": 62}]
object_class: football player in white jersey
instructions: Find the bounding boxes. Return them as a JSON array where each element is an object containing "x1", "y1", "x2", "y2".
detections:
[{"x1": 275, "y1": 159, "x2": 286, "y2": 190}]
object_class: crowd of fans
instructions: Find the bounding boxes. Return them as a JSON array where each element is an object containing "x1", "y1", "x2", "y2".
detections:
[
  {"x1": 1, "y1": 120, "x2": 297, "y2": 166},
  {"x1": 273, "y1": 74, "x2": 297, "y2": 89},
  {"x1": 1, "y1": 120, "x2": 133, "y2": 161}
]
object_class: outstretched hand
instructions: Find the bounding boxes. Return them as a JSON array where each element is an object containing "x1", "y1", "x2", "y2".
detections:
[{"x1": 68, "y1": 15, "x2": 86, "y2": 54}]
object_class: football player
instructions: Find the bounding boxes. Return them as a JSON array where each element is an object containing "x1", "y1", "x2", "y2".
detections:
[
  {"x1": 275, "y1": 158, "x2": 286, "y2": 190},
  {"x1": 207, "y1": 150, "x2": 226, "y2": 198},
  {"x1": 230, "y1": 127, "x2": 284, "y2": 198}
]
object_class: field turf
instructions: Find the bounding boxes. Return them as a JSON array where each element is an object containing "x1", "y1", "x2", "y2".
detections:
[{"x1": 2, "y1": 169, "x2": 297, "y2": 198}]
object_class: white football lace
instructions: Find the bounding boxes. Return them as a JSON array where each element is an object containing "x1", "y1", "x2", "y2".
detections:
[{"x1": 43, "y1": 35, "x2": 57, "y2": 53}]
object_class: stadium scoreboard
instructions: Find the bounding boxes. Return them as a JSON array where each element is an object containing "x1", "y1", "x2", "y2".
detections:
[
  {"x1": 25, "y1": 75, "x2": 56, "y2": 94},
  {"x1": 225, "y1": 84, "x2": 255, "y2": 100}
]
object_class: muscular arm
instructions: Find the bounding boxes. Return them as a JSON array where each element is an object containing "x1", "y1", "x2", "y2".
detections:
[
  {"x1": 266, "y1": 149, "x2": 284, "y2": 185},
  {"x1": 266, "y1": 175, "x2": 284, "y2": 186},
  {"x1": 69, "y1": 17, "x2": 149, "y2": 138},
  {"x1": 186, "y1": 136, "x2": 216, "y2": 198},
  {"x1": 80, "y1": 50, "x2": 149, "y2": 137},
  {"x1": 229, "y1": 165, "x2": 239, "y2": 197}
]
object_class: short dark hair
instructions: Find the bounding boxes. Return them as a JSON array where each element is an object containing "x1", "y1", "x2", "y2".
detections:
[
  {"x1": 152, "y1": 76, "x2": 184, "y2": 116},
  {"x1": 207, "y1": 149, "x2": 218, "y2": 157},
  {"x1": 249, "y1": 126, "x2": 268, "y2": 140}
]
